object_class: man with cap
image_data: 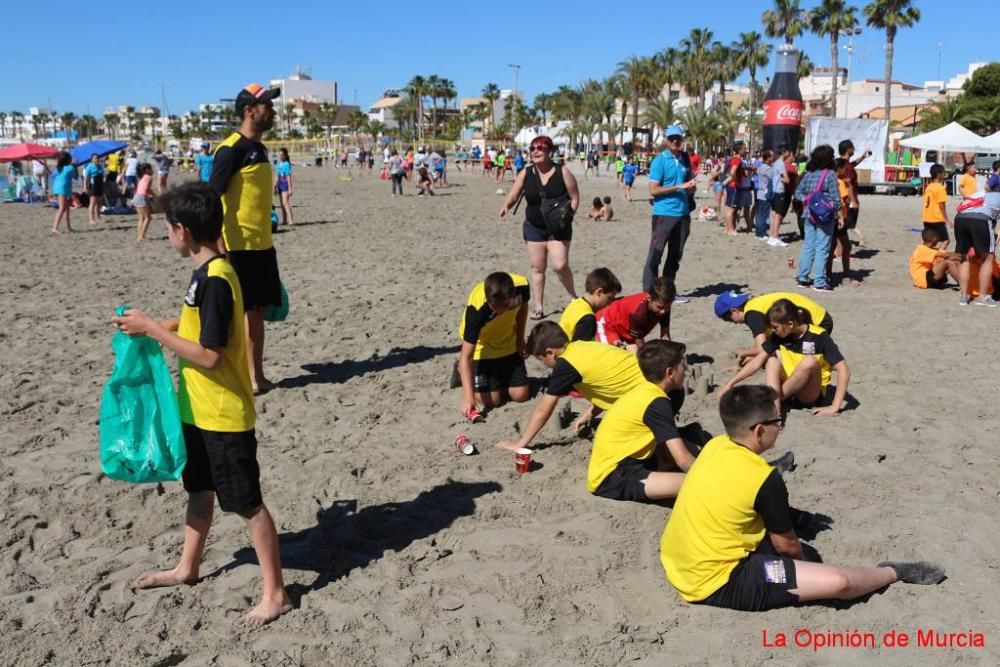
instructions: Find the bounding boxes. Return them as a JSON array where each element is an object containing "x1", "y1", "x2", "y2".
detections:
[
  {"x1": 210, "y1": 82, "x2": 281, "y2": 393},
  {"x1": 644, "y1": 125, "x2": 697, "y2": 294},
  {"x1": 194, "y1": 141, "x2": 214, "y2": 183},
  {"x1": 714, "y1": 290, "x2": 832, "y2": 364}
]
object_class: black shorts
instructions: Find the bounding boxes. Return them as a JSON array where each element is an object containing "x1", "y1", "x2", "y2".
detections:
[
  {"x1": 923, "y1": 221, "x2": 949, "y2": 243},
  {"x1": 88, "y1": 181, "x2": 104, "y2": 197},
  {"x1": 472, "y1": 353, "x2": 528, "y2": 392},
  {"x1": 772, "y1": 191, "x2": 791, "y2": 217},
  {"x1": 954, "y1": 213, "x2": 997, "y2": 259},
  {"x1": 698, "y1": 541, "x2": 800, "y2": 611},
  {"x1": 523, "y1": 219, "x2": 572, "y2": 243},
  {"x1": 228, "y1": 247, "x2": 282, "y2": 309},
  {"x1": 844, "y1": 207, "x2": 859, "y2": 230},
  {"x1": 593, "y1": 456, "x2": 658, "y2": 502},
  {"x1": 181, "y1": 423, "x2": 263, "y2": 514},
  {"x1": 925, "y1": 269, "x2": 949, "y2": 289}
]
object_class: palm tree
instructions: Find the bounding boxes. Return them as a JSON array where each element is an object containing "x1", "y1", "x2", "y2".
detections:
[
  {"x1": 393, "y1": 96, "x2": 417, "y2": 137},
  {"x1": 33, "y1": 113, "x2": 47, "y2": 139},
  {"x1": 80, "y1": 114, "x2": 98, "y2": 140},
  {"x1": 123, "y1": 106, "x2": 136, "y2": 140},
  {"x1": 425, "y1": 75, "x2": 442, "y2": 137},
  {"x1": 0, "y1": 112, "x2": 6, "y2": 138},
  {"x1": 642, "y1": 98, "x2": 677, "y2": 143},
  {"x1": 283, "y1": 102, "x2": 296, "y2": 136},
  {"x1": 918, "y1": 98, "x2": 988, "y2": 132},
  {"x1": 60, "y1": 112, "x2": 77, "y2": 140},
  {"x1": 103, "y1": 113, "x2": 120, "y2": 140},
  {"x1": 810, "y1": 0, "x2": 858, "y2": 117},
  {"x1": 406, "y1": 75, "x2": 427, "y2": 139},
  {"x1": 679, "y1": 106, "x2": 723, "y2": 153},
  {"x1": 532, "y1": 93, "x2": 551, "y2": 126},
  {"x1": 798, "y1": 53, "x2": 815, "y2": 80},
  {"x1": 11, "y1": 110, "x2": 25, "y2": 140},
  {"x1": 440, "y1": 78, "x2": 457, "y2": 112},
  {"x1": 680, "y1": 28, "x2": 714, "y2": 109},
  {"x1": 762, "y1": 0, "x2": 807, "y2": 44},
  {"x1": 615, "y1": 56, "x2": 653, "y2": 140},
  {"x1": 658, "y1": 47, "x2": 682, "y2": 101},
  {"x1": 481, "y1": 83, "x2": 501, "y2": 133},
  {"x1": 711, "y1": 43, "x2": 741, "y2": 110},
  {"x1": 864, "y1": 0, "x2": 921, "y2": 154},
  {"x1": 367, "y1": 119, "x2": 387, "y2": 143},
  {"x1": 735, "y1": 32, "x2": 771, "y2": 151}
]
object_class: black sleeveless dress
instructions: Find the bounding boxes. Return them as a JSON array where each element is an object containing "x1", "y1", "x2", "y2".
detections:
[{"x1": 522, "y1": 164, "x2": 572, "y2": 242}]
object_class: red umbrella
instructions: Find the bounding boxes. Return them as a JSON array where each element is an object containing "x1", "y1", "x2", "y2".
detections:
[{"x1": 0, "y1": 143, "x2": 61, "y2": 162}]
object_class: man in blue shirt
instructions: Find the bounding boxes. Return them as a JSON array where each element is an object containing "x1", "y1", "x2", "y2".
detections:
[
  {"x1": 194, "y1": 142, "x2": 214, "y2": 183},
  {"x1": 644, "y1": 125, "x2": 697, "y2": 292}
]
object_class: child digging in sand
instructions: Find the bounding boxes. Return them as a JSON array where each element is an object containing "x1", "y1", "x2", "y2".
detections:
[{"x1": 112, "y1": 182, "x2": 291, "y2": 626}]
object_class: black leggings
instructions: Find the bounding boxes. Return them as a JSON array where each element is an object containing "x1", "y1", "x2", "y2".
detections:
[{"x1": 390, "y1": 172, "x2": 404, "y2": 194}]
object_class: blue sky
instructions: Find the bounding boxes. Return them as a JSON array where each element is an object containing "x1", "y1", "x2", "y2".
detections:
[{"x1": 3, "y1": 0, "x2": 991, "y2": 116}]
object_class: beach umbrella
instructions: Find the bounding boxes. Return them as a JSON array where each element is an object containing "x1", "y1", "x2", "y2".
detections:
[
  {"x1": 0, "y1": 143, "x2": 60, "y2": 162},
  {"x1": 70, "y1": 140, "x2": 128, "y2": 166}
]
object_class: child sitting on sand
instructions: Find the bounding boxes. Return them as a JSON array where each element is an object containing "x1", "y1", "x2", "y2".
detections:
[
  {"x1": 586, "y1": 197, "x2": 605, "y2": 220},
  {"x1": 417, "y1": 167, "x2": 434, "y2": 196},
  {"x1": 719, "y1": 299, "x2": 849, "y2": 417},
  {"x1": 495, "y1": 321, "x2": 648, "y2": 449},
  {"x1": 111, "y1": 182, "x2": 291, "y2": 626},
  {"x1": 600, "y1": 196, "x2": 614, "y2": 220},
  {"x1": 559, "y1": 267, "x2": 621, "y2": 342},
  {"x1": 909, "y1": 228, "x2": 961, "y2": 290},
  {"x1": 661, "y1": 384, "x2": 944, "y2": 612},
  {"x1": 596, "y1": 277, "x2": 675, "y2": 350},
  {"x1": 713, "y1": 290, "x2": 831, "y2": 365},
  {"x1": 587, "y1": 340, "x2": 693, "y2": 503},
  {"x1": 457, "y1": 272, "x2": 531, "y2": 420}
]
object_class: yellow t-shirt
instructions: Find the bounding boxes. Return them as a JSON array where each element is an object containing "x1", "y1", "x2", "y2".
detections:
[
  {"x1": 558, "y1": 297, "x2": 597, "y2": 341},
  {"x1": 556, "y1": 341, "x2": 646, "y2": 410},
  {"x1": 743, "y1": 292, "x2": 829, "y2": 338},
  {"x1": 106, "y1": 152, "x2": 120, "y2": 172},
  {"x1": 458, "y1": 274, "x2": 529, "y2": 360},
  {"x1": 959, "y1": 173, "x2": 977, "y2": 198},
  {"x1": 661, "y1": 435, "x2": 774, "y2": 602},
  {"x1": 923, "y1": 182, "x2": 947, "y2": 223},
  {"x1": 587, "y1": 382, "x2": 678, "y2": 492},
  {"x1": 177, "y1": 256, "x2": 256, "y2": 432},
  {"x1": 212, "y1": 132, "x2": 274, "y2": 252},
  {"x1": 908, "y1": 244, "x2": 939, "y2": 288}
]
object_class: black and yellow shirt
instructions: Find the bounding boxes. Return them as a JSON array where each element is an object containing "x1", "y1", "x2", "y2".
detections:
[
  {"x1": 547, "y1": 341, "x2": 646, "y2": 410},
  {"x1": 744, "y1": 292, "x2": 831, "y2": 338},
  {"x1": 762, "y1": 324, "x2": 843, "y2": 389},
  {"x1": 210, "y1": 132, "x2": 273, "y2": 252},
  {"x1": 458, "y1": 274, "x2": 530, "y2": 360},
  {"x1": 587, "y1": 382, "x2": 681, "y2": 492},
  {"x1": 661, "y1": 435, "x2": 793, "y2": 602},
  {"x1": 559, "y1": 297, "x2": 598, "y2": 341},
  {"x1": 177, "y1": 256, "x2": 256, "y2": 432}
]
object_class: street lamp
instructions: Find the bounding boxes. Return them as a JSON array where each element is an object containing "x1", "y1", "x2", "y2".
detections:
[{"x1": 841, "y1": 27, "x2": 863, "y2": 118}]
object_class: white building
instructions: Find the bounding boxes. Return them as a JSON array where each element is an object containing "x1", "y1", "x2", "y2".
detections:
[
  {"x1": 922, "y1": 62, "x2": 988, "y2": 96},
  {"x1": 368, "y1": 89, "x2": 404, "y2": 129}
]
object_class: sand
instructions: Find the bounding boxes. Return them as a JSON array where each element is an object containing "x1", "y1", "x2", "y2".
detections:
[{"x1": 1, "y1": 159, "x2": 998, "y2": 666}]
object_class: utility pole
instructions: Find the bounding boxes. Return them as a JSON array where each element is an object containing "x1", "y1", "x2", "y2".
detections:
[
  {"x1": 936, "y1": 43, "x2": 945, "y2": 83},
  {"x1": 841, "y1": 28, "x2": 862, "y2": 119},
  {"x1": 508, "y1": 64, "x2": 520, "y2": 140}
]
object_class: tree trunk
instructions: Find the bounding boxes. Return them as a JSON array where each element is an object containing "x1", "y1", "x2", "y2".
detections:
[
  {"x1": 883, "y1": 29, "x2": 895, "y2": 156},
  {"x1": 748, "y1": 71, "x2": 756, "y2": 152},
  {"x1": 630, "y1": 88, "x2": 639, "y2": 146},
  {"x1": 830, "y1": 35, "x2": 839, "y2": 117}
]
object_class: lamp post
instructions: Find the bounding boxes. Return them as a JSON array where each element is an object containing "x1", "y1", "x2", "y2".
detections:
[
  {"x1": 841, "y1": 28, "x2": 862, "y2": 118},
  {"x1": 508, "y1": 64, "x2": 520, "y2": 142}
]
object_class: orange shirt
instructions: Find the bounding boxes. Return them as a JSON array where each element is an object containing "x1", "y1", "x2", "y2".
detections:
[
  {"x1": 837, "y1": 178, "x2": 850, "y2": 220},
  {"x1": 908, "y1": 244, "x2": 939, "y2": 288},
  {"x1": 923, "y1": 182, "x2": 947, "y2": 223},
  {"x1": 968, "y1": 260, "x2": 1000, "y2": 298},
  {"x1": 959, "y1": 173, "x2": 977, "y2": 198}
]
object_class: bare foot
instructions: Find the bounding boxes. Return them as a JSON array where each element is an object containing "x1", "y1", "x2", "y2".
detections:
[
  {"x1": 134, "y1": 567, "x2": 197, "y2": 590},
  {"x1": 244, "y1": 593, "x2": 293, "y2": 626}
]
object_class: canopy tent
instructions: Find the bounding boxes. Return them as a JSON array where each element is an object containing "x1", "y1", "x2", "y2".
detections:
[
  {"x1": 898, "y1": 122, "x2": 987, "y2": 153},
  {"x1": 974, "y1": 131, "x2": 1000, "y2": 154},
  {"x1": 0, "y1": 143, "x2": 60, "y2": 162},
  {"x1": 70, "y1": 140, "x2": 128, "y2": 166}
]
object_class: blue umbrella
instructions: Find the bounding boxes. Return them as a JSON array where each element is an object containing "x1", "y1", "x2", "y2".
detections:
[{"x1": 71, "y1": 140, "x2": 128, "y2": 166}]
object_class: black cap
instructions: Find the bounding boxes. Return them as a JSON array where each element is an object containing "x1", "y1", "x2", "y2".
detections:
[{"x1": 234, "y1": 82, "x2": 280, "y2": 116}]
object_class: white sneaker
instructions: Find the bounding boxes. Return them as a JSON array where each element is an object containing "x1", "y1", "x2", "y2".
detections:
[{"x1": 768, "y1": 237, "x2": 789, "y2": 248}]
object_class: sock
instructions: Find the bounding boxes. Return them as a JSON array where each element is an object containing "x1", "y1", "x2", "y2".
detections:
[{"x1": 877, "y1": 561, "x2": 946, "y2": 585}]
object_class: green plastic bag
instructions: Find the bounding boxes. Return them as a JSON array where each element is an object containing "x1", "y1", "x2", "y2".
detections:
[
  {"x1": 99, "y1": 306, "x2": 186, "y2": 483},
  {"x1": 264, "y1": 282, "x2": 289, "y2": 322}
]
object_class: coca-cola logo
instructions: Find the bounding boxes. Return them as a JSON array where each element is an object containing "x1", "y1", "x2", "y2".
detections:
[{"x1": 775, "y1": 104, "x2": 802, "y2": 121}]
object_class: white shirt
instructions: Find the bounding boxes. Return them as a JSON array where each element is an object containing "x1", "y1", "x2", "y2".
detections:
[{"x1": 125, "y1": 157, "x2": 139, "y2": 177}]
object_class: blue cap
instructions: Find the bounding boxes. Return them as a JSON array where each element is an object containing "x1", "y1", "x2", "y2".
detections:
[
  {"x1": 201, "y1": 141, "x2": 210, "y2": 148},
  {"x1": 665, "y1": 124, "x2": 685, "y2": 137},
  {"x1": 713, "y1": 291, "x2": 750, "y2": 319}
]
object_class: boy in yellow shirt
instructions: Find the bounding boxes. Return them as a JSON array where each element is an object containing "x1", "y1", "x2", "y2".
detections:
[
  {"x1": 111, "y1": 183, "x2": 291, "y2": 626},
  {"x1": 923, "y1": 164, "x2": 950, "y2": 244},
  {"x1": 909, "y1": 228, "x2": 960, "y2": 289},
  {"x1": 958, "y1": 163, "x2": 978, "y2": 198},
  {"x1": 558, "y1": 267, "x2": 621, "y2": 341}
]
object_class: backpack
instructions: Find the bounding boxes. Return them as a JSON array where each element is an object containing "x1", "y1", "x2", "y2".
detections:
[{"x1": 804, "y1": 169, "x2": 837, "y2": 227}]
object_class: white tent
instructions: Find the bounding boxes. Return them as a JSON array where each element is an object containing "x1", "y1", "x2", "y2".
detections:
[
  {"x1": 899, "y1": 122, "x2": 987, "y2": 152},
  {"x1": 974, "y1": 130, "x2": 1000, "y2": 154}
]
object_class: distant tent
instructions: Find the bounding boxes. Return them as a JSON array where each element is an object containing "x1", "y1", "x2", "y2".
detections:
[{"x1": 899, "y1": 122, "x2": 987, "y2": 153}]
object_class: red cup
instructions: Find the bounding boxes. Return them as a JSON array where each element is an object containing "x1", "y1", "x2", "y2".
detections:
[
  {"x1": 515, "y1": 448, "x2": 532, "y2": 473},
  {"x1": 787, "y1": 257, "x2": 795, "y2": 269}
]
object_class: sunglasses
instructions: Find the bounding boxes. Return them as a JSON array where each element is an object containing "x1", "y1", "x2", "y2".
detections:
[
  {"x1": 754, "y1": 417, "x2": 785, "y2": 430},
  {"x1": 530, "y1": 145, "x2": 549, "y2": 151},
  {"x1": 667, "y1": 136, "x2": 683, "y2": 143}
]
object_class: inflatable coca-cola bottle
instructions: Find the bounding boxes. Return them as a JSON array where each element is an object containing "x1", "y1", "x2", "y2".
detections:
[{"x1": 762, "y1": 44, "x2": 804, "y2": 152}]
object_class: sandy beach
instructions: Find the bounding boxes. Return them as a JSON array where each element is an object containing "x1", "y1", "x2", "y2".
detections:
[{"x1": 1, "y1": 160, "x2": 997, "y2": 666}]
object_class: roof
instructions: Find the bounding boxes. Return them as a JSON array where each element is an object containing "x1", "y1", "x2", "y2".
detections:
[
  {"x1": 370, "y1": 97, "x2": 404, "y2": 110},
  {"x1": 862, "y1": 102, "x2": 935, "y2": 124},
  {"x1": 860, "y1": 78, "x2": 922, "y2": 90}
]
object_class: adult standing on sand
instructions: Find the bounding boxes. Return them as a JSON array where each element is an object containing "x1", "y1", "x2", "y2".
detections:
[
  {"x1": 500, "y1": 135, "x2": 579, "y2": 319},
  {"x1": 210, "y1": 82, "x2": 282, "y2": 393},
  {"x1": 644, "y1": 127, "x2": 697, "y2": 294}
]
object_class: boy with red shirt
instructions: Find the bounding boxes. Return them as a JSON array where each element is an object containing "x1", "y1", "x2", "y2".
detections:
[{"x1": 596, "y1": 278, "x2": 675, "y2": 350}]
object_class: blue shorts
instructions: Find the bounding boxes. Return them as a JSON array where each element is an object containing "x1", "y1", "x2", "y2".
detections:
[
  {"x1": 624, "y1": 178, "x2": 635, "y2": 187},
  {"x1": 277, "y1": 176, "x2": 290, "y2": 193},
  {"x1": 523, "y1": 219, "x2": 572, "y2": 243}
]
